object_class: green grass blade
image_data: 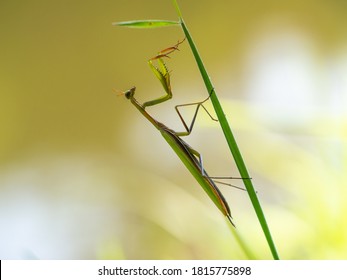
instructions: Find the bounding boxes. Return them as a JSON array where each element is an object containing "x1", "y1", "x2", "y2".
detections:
[
  {"x1": 173, "y1": 0, "x2": 279, "y2": 260},
  {"x1": 113, "y1": 20, "x2": 179, "y2": 28},
  {"x1": 172, "y1": 0, "x2": 182, "y2": 18}
]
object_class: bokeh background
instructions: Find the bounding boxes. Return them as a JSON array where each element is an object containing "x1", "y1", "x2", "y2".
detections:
[{"x1": 1, "y1": 0, "x2": 346, "y2": 259}]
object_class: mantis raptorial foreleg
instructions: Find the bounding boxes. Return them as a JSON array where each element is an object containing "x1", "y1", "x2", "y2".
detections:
[
  {"x1": 143, "y1": 39, "x2": 185, "y2": 108},
  {"x1": 149, "y1": 38, "x2": 186, "y2": 60}
]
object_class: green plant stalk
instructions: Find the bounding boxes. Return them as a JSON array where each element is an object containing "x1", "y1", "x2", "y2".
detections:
[{"x1": 173, "y1": 0, "x2": 279, "y2": 260}]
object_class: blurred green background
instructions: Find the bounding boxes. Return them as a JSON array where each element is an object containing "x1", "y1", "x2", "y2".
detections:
[{"x1": 1, "y1": 0, "x2": 346, "y2": 259}]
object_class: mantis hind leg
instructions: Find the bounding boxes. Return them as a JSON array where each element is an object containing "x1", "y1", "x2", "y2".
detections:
[{"x1": 186, "y1": 145, "x2": 251, "y2": 192}]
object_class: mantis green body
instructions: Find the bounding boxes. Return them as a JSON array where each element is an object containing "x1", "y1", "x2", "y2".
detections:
[{"x1": 124, "y1": 86, "x2": 235, "y2": 226}]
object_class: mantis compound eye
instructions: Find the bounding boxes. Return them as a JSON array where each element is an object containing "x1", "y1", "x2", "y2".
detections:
[{"x1": 124, "y1": 86, "x2": 136, "y2": 99}]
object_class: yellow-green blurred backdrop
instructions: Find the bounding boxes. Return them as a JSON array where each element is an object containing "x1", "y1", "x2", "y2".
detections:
[{"x1": 1, "y1": 0, "x2": 346, "y2": 259}]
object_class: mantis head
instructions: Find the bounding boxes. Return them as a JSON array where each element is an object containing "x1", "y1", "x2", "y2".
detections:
[{"x1": 124, "y1": 86, "x2": 136, "y2": 99}]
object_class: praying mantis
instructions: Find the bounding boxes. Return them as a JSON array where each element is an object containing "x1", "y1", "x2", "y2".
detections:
[{"x1": 121, "y1": 40, "x2": 249, "y2": 227}]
